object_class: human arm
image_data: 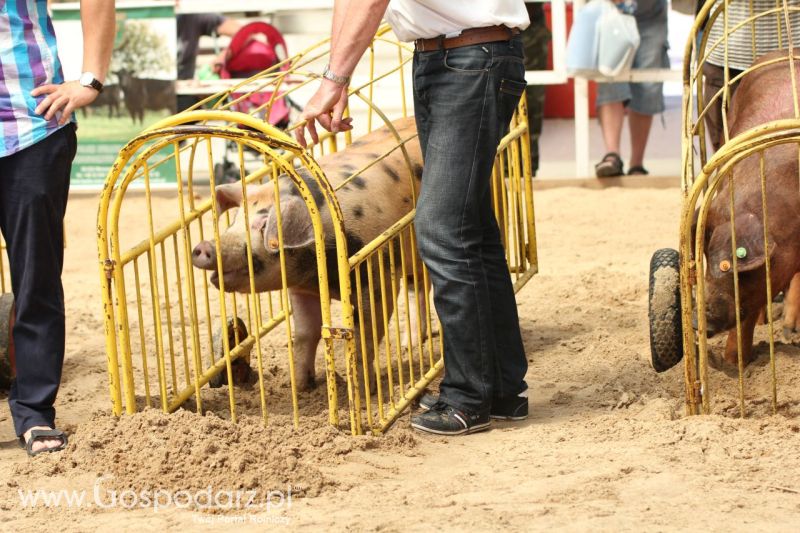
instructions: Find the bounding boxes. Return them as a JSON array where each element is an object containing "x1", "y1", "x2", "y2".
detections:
[
  {"x1": 294, "y1": 0, "x2": 390, "y2": 148},
  {"x1": 216, "y1": 18, "x2": 242, "y2": 37},
  {"x1": 32, "y1": 0, "x2": 116, "y2": 125},
  {"x1": 211, "y1": 17, "x2": 242, "y2": 72}
]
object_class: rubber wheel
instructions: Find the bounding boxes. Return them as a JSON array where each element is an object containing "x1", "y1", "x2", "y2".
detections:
[
  {"x1": 648, "y1": 248, "x2": 684, "y2": 372},
  {"x1": 209, "y1": 317, "x2": 253, "y2": 388},
  {"x1": 0, "y1": 293, "x2": 15, "y2": 391},
  {"x1": 213, "y1": 161, "x2": 241, "y2": 185}
]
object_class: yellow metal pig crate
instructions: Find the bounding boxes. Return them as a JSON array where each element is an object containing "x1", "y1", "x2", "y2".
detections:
[
  {"x1": 648, "y1": 0, "x2": 800, "y2": 417},
  {"x1": 97, "y1": 26, "x2": 538, "y2": 435}
]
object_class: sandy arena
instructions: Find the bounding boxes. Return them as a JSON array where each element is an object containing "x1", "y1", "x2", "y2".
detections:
[{"x1": 2, "y1": 186, "x2": 800, "y2": 531}]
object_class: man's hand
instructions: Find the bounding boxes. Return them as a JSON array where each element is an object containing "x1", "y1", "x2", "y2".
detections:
[
  {"x1": 294, "y1": 79, "x2": 353, "y2": 148},
  {"x1": 31, "y1": 81, "x2": 100, "y2": 125}
]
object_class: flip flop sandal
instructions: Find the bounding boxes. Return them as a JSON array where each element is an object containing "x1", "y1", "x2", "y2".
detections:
[
  {"x1": 595, "y1": 152, "x2": 624, "y2": 177},
  {"x1": 19, "y1": 428, "x2": 68, "y2": 457},
  {"x1": 628, "y1": 165, "x2": 649, "y2": 175}
]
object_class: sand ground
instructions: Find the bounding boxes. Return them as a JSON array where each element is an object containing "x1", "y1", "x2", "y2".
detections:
[{"x1": 2, "y1": 186, "x2": 800, "y2": 532}]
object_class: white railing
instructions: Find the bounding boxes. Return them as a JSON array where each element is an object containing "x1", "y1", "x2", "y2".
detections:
[{"x1": 56, "y1": 0, "x2": 684, "y2": 178}]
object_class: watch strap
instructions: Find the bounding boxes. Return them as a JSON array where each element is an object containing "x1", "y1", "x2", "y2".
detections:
[
  {"x1": 322, "y1": 65, "x2": 350, "y2": 86},
  {"x1": 81, "y1": 73, "x2": 104, "y2": 93},
  {"x1": 88, "y1": 78, "x2": 104, "y2": 93}
]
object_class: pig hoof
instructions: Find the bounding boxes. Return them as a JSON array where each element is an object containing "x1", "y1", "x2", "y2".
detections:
[
  {"x1": 648, "y1": 248, "x2": 684, "y2": 372},
  {"x1": 296, "y1": 375, "x2": 317, "y2": 391},
  {"x1": 209, "y1": 371, "x2": 225, "y2": 389},
  {"x1": 784, "y1": 326, "x2": 798, "y2": 340}
]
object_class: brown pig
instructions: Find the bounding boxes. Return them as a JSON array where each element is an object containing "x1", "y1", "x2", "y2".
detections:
[
  {"x1": 192, "y1": 117, "x2": 427, "y2": 390},
  {"x1": 701, "y1": 50, "x2": 800, "y2": 367}
]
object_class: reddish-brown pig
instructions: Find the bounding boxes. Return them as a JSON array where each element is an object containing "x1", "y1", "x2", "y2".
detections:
[
  {"x1": 192, "y1": 117, "x2": 427, "y2": 390},
  {"x1": 701, "y1": 50, "x2": 800, "y2": 367}
]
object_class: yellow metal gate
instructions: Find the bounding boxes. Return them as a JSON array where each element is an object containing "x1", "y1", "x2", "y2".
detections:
[
  {"x1": 98, "y1": 27, "x2": 537, "y2": 434},
  {"x1": 674, "y1": 1, "x2": 800, "y2": 416}
]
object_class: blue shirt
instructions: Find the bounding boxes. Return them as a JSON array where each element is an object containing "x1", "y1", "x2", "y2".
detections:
[{"x1": 0, "y1": 0, "x2": 68, "y2": 157}]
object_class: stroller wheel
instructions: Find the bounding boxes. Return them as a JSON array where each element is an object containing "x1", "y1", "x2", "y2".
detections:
[
  {"x1": 214, "y1": 161, "x2": 242, "y2": 185},
  {"x1": 648, "y1": 248, "x2": 684, "y2": 373}
]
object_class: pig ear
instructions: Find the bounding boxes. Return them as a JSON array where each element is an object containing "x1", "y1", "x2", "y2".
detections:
[
  {"x1": 214, "y1": 183, "x2": 243, "y2": 214},
  {"x1": 263, "y1": 196, "x2": 315, "y2": 251},
  {"x1": 708, "y1": 213, "x2": 776, "y2": 277}
]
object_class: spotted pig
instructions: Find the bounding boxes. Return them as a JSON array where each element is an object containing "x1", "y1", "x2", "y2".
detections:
[{"x1": 192, "y1": 117, "x2": 426, "y2": 390}]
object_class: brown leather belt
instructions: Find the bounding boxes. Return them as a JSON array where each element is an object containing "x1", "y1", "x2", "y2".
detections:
[{"x1": 414, "y1": 25, "x2": 521, "y2": 53}]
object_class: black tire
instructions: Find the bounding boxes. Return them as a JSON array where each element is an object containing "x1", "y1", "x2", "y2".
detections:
[
  {"x1": 0, "y1": 293, "x2": 14, "y2": 391},
  {"x1": 648, "y1": 248, "x2": 684, "y2": 372},
  {"x1": 213, "y1": 160, "x2": 241, "y2": 185}
]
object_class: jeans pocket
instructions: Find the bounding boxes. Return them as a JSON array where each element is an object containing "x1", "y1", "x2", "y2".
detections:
[
  {"x1": 500, "y1": 78, "x2": 527, "y2": 97},
  {"x1": 498, "y1": 78, "x2": 527, "y2": 130},
  {"x1": 443, "y1": 46, "x2": 492, "y2": 73}
]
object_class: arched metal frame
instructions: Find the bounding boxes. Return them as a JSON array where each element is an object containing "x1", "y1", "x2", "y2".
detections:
[
  {"x1": 680, "y1": 0, "x2": 800, "y2": 416},
  {"x1": 97, "y1": 27, "x2": 538, "y2": 435}
]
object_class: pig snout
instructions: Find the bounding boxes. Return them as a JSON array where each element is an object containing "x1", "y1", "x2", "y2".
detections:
[
  {"x1": 697, "y1": 310, "x2": 724, "y2": 338},
  {"x1": 192, "y1": 241, "x2": 216, "y2": 270},
  {"x1": 703, "y1": 284, "x2": 736, "y2": 337}
]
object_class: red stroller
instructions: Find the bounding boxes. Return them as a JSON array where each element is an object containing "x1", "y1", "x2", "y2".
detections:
[
  {"x1": 215, "y1": 21, "x2": 295, "y2": 182},
  {"x1": 219, "y1": 21, "x2": 292, "y2": 127}
]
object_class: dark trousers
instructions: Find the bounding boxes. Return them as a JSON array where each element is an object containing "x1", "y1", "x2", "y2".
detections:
[
  {"x1": 1, "y1": 125, "x2": 74, "y2": 436},
  {"x1": 412, "y1": 37, "x2": 529, "y2": 414}
]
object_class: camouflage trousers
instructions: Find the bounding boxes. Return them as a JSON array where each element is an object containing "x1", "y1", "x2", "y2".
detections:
[{"x1": 521, "y1": 4, "x2": 551, "y2": 176}]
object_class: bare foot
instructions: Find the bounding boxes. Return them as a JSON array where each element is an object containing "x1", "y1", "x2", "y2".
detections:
[{"x1": 23, "y1": 426, "x2": 64, "y2": 454}]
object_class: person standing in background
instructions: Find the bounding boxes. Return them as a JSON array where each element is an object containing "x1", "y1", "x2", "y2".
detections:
[
  {"x1": 176, "y1": 12, "x2": 242, "y2": 112},
  {"x1": 521, "y1": 1, "x2": 551, "y2": 176},
  {"x1": 701, "y1": 0, "x2": 800, "y2": 151},
  {"x1": 1, "y1": 0, "x2": 115, "y2": 455},
  {"x1": 594, "y1": 0, "x2": 668, "y2": 177}
]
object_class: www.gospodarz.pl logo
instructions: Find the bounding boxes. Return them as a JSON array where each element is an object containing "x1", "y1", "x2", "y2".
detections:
[{"x1": 17, "y1": 475, "x2": 296, "y2": 513}]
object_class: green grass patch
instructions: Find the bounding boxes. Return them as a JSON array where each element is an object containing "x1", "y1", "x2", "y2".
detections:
[{"x1": 76, "y1": 110, "x2": 172, "y2": 141}]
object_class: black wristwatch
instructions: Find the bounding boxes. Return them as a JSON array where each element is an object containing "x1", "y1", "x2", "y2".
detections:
[{"x1": 79, "y1": 72, "x2": 104, "y2": 93}]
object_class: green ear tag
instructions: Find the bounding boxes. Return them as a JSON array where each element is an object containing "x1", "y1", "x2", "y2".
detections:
[{"x1": 736, "y1": 247, "x2": 747, "y2": 259}]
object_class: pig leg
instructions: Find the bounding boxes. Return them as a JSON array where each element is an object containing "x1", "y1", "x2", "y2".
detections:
[
  {"x1": 782, "y1": 273, "x2": 800, "y2": 338},
  {"x1": 723, "y1": 312, "x2": 759, "y2": 368},
  {"x1": 289, "y1": 289, "x2": 322, "y2": 391}
]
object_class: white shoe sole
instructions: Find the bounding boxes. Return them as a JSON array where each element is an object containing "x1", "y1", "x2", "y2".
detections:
[
  {"x1": 490, "y1": 413, "x2": 528, "y2": 421},
  {"x1": 420, "y1": 402, "x2": 528, "y2": 421},
  {"x1": 410, "y1": 420, "x2": 491, "y2": 436}
]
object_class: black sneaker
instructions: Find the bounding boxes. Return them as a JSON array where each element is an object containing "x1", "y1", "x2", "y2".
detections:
[
  {"x1": 419, "y1": 392, "x2": 528, "y2": 420},
  {"x1": 410, "y1": 402, "x2": 491, "y2": 435},
  {"x1": 418, "y1": 392, "x2": 437, "y2": 411},
  {"x1": 490, "y1": 393, "x2": 529, "y2": 420}
]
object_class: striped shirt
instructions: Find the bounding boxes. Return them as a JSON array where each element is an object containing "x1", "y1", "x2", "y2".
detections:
[
  {"x1": 706, "y1": 0, "x2": 800, "y2": 70},
  {"x1": 0, "y1": 0, "x2": 68, "y2": 157}
]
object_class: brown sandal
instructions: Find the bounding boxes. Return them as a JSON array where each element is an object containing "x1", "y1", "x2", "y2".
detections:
[{"x1": 595, "y1": 152, "x2": 624, "y2": 177}]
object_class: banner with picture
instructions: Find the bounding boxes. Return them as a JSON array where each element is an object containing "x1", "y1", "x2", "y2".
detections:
[{"x1": 52, "y1": 1, "x2": 177, "y2": 188}]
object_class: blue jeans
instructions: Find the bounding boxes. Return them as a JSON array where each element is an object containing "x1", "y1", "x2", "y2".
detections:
[{"x1": 412, "y1": 36, "x2": 528, "y2": 414}]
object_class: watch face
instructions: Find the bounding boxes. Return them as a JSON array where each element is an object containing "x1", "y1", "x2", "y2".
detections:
[{"x1": 80, "y1": 72, "x2": 93, "y2": 86}]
